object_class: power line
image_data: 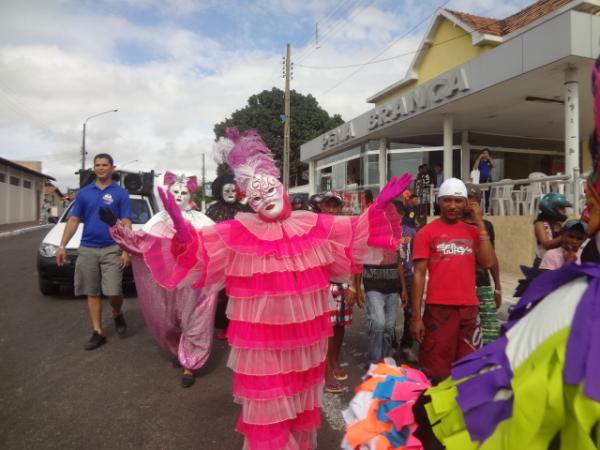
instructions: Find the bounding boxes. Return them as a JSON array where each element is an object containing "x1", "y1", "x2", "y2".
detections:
[
  {"x1": 296, "y1": 19, "x2": 493, "y2": 70},
  {"x1": 318, "y1": 0, "x2": 451, "y2": 96},
  {"x1": 292, "y1": 0, "x2": 362, "y2": 64},
  {"x1": 295, "y1": 0, "x2": 377, "y2": 66}
]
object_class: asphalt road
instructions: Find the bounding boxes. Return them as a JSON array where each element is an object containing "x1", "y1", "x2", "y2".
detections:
[{"x1": 0, "y1": 229, "x2": 372, "y2": 450}]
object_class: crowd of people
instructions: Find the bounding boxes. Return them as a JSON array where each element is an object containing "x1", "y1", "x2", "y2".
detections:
[{"x1": 63, "y1": 136, "x2": 600, "y2": 446}]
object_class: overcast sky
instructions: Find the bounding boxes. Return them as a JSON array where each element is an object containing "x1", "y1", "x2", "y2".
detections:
[{"x1": 0, "y1": 0, "x2": 532, "y2": 190}]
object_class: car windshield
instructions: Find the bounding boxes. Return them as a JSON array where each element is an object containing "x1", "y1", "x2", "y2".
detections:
[
  {"x1": 60, "y1": 198, "x2": 151, "y2": 224},
  {"x1": 130, "y1": 199, "x2": 151, "y2": 224}
]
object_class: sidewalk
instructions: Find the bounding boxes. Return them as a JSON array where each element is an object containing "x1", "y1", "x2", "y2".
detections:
[{"x1": 0, "y1": 221, "x2": 52, "y2": 238}]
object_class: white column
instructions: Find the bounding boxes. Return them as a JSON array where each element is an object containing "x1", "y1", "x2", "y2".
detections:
[
  {"x1": 460, "y1": 130, "x2": 471, "y2": 181},
  {"x1": 308, "y1": 159, "x2": 316, "y2": 195},
  {"x1": 564, "y1": 67, "x2": 580, "y2": 178},
  {"x1": 378, "y1": 137, "x2": 388, "y2": 190},
  {"x1": 443, "y1": 114, "x2": 454, "y2": 180}
]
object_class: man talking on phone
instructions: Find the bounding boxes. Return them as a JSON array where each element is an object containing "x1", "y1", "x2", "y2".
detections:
[{"x1": 410, "y1": 178, "x2": 496, "y2": 383}]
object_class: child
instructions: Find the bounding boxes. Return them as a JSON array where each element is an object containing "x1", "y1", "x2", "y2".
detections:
[
  {"x1": 540, "y1": 220, "x2": 588, "y2": 270},
  {"x1": 320, "y1": 191, "x2": 360, "y2": 393}
]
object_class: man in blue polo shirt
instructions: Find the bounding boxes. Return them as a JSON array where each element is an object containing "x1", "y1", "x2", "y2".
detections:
[{"x1": 57, "y1": 153, "x2": 132, "y2": 350}]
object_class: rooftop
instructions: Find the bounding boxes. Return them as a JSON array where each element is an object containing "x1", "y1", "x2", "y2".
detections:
[{"x1": 446, "y1": 0, "x2": 578, "y2": 37}]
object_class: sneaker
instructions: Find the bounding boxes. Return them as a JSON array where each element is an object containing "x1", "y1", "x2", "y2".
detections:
[
  {"x1": 333, "y1": 367, "x2": 348, "y2": 381},
  {"x1": 181, "y1": 373, "x2": 195, "y2": 388},
  {"x1": 85, "y1": 331, "x2": 106, "y2": 351},
  {"x1": 114, "y1": 314, "x2": 127, "y2": 336},
  {"x1": 324, "y1": 379, "x2": 344, "y2": 394}
]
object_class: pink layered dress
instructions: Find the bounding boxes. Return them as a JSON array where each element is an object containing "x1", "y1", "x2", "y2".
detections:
[
  {"x1": 129, "y1": 210, "x2": 218, "y2": 370},
  {"x1": 111, "y1": 206, "x2": 401, "y2": 450}
]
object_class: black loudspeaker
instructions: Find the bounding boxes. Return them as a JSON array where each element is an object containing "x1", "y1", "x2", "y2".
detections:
[
  {"x1": 79, "y1": 169, "x2": 95, "y2": 187},
  {"x1": 121, "y1": 170, "x2": 154, "y2": 196},
  {"x1": 78, "y1": 169, "x2": 120, "y2": 187}
]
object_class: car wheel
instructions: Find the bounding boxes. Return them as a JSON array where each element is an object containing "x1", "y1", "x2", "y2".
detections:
[{"x1": 39, "y1": 278, "x2": 60, "y2": 296}]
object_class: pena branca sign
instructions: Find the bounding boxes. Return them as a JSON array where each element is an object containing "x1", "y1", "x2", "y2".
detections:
[{"x1": 321, "y1": 68, "x2": 470, "y2": 151}]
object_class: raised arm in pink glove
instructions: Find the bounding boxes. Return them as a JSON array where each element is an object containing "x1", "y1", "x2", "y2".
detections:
[
  {"x1": 158, "y1": 187, "x2": 190, "y2": 243},
  {"x1": 376, "y1": 173, "x2": 412, "y2": 209}
]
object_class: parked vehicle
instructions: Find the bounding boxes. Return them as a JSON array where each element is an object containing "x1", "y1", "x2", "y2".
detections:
[{"x1": 37, "y1": 170, "x2": 158, "y2": 295}]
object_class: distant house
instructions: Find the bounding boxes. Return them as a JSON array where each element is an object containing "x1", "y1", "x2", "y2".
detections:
[
  {"x1": 44, "y1": 184, "x2": 66, "y2": 218},
  {"x1": 0, "y1": 157, "x2": 55, "y2": 225}
]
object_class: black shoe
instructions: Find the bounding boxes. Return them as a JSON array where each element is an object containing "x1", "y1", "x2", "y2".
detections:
[
  {"x1": 181, "y1": 373, "x2": 195, "y2": 388},
  {"x1": 85, "y1": 331, "x2": 106, "y2": 351},
  {"x1": 114, "y1": 314, "x2": 127, "y2": 336}
]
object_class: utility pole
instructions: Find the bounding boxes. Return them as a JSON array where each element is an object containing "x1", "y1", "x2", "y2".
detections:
[
  {"x1": 201, "y1": 153, "x2": 206, "y2": 211},
  {"x1": 282, "y1": 43, "x2": 291, "y2": 190},
  {"x1": 81, "y1": 122, "x2": 87, "y2": 171}
]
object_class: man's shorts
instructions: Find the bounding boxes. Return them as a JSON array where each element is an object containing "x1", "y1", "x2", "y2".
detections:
[
  {"x1": 419, "y1": 304, "x2": 481, "y2": 379},
  {"x1": 74, "y1": 245, "x2": 123, "y2": 297}
]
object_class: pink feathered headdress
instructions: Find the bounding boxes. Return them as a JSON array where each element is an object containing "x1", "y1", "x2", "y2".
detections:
[
  {"x1": 217, "y1": 128, "x2": 280, "y2": 193},
  {"x1": 163, "y1": 171, "x2": 198, "y2": 193}
]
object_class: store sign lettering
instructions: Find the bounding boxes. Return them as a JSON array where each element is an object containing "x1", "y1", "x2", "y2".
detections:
[
  {"x1": 321, "y1": 122, "x2": 355, "y2": 150},
  {"x1": 368, "y1": 68, "x2": 470, "y2": 130}
]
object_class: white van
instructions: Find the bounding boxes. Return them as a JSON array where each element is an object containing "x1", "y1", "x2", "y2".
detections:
[{"x1": 37, "y1": 193, "x2": 157, "y2": 295}]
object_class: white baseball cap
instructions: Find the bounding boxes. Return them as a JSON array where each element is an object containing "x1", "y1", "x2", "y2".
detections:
[{"x1": 438, "y1": 178, "x2": 468, "y2": 199}]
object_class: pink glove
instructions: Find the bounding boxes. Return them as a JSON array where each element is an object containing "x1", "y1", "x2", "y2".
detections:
[
  {"x1": 376, "y1": 173, "x2": 413, "y2": 209},
  {"x1": 158, "y1": 187, "x2": 190, "y2": 243}
]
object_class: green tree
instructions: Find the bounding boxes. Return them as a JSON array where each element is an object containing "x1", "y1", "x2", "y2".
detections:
[{"x1": 214, "y1": 87, "x2": 344, "y2": 186}]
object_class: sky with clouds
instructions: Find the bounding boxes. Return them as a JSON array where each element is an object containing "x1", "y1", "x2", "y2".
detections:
[{"x1": 0, "y1": 0, "x2": 533, "y2": 190}]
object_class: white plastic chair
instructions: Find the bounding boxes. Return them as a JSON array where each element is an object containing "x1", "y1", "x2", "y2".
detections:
[
  {"x1": 489, "y1": 179, "x2": 515, "y2": 216},
  {"x1": 515, "y1": 181, "x2": 545, "y2": 216},
  {"x1": 528, "y1": 172, "x2": 550, "y2": 194}
]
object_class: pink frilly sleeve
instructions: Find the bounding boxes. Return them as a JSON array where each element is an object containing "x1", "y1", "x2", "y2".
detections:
[
  {"x1": 351, "y1": 203, "x2": 403, "y2": 266},
  {"x1": 326, "y1": 203, "x2": 402, "y2": 281},
  {"x1": 110, "y1": 221, "x2": 219, "y2": 291}
]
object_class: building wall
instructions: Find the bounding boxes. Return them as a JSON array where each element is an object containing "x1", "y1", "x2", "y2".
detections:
[
  {"x1": 485, "y1": 215, "x2": 536, "y2": 276},
  {"x1": 375, "y1": 18, "x2": 495, "y2": 106},
  {"x1": 0, "y1": 162, "x2": 43, "y2": 225}
]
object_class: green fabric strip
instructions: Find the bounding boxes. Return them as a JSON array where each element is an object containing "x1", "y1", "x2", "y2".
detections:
[{"x1": 425, "y1": 327, "x2": 600, "y2": 449}]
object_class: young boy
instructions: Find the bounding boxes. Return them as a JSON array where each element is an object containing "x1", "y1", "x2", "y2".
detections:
[{"x1": 540, "y1": 220, "x2": 588, "y2": 270}]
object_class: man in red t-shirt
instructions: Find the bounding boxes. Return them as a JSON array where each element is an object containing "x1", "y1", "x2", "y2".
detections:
[{"x1": 410, "y1": 178, "x2": 496, "y2": 381}]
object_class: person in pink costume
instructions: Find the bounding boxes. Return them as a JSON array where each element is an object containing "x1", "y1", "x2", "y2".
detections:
[
  {"x1": 131, "y1": 172, "x2": 217, "y2": 388},
  {"x1": 103, "y1": 128, "x2": 412, "y2": 450}
]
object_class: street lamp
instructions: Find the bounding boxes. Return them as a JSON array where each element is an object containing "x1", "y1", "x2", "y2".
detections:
[{"x1": 81, "y1": 109, "x2": 119, "y2": 170}]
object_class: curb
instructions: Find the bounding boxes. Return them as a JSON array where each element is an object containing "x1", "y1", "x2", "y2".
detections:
[{"x1": 0, "y1": 224, "x2": 53, "y2": 239}]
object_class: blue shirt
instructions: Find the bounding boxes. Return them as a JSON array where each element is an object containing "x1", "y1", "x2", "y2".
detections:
[
  {"x1": 70, "y1": 182, "x2": 131, "y2": 248},
  {"x1": 479, "y1": 159, "x2": 492, "y2": 179}
]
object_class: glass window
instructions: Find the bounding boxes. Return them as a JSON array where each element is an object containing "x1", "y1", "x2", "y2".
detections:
[
  {"x1": 10, "y1": 176, "x2": 19, "y2": 186},
  {"x1": 23, "y1": 180, "x2": 32, "y2": 189},
  {"x1": 0, "y1": 173, "x2": 5, "y2": 182},
  {"x1": 346, "y1": 158, "x2": 361, "y2": 187},
  {"x1": 317, "y1": 166, "x2": 332, "y2": 192},
  {"x1": 388, "y1": 153, "x2": 423, "y2": 181},
  {"x1": 332, "y1": 163, "x2": 345, "y2": 190},
  {"x1": 365, "y1": 154, "x2": 379, "y2": 186},
  {"x1": 130, "y1": 198, "x2": 151, "y2": 224}
]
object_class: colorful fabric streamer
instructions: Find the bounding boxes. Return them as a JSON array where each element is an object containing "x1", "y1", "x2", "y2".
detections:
[{"x1": 342, "y1": 359, "x2": 431, "y2": 450}]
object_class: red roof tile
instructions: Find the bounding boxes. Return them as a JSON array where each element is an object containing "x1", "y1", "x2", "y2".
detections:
[{"x1": 446, "y1": 0, "x2": 573, "y2": 37}]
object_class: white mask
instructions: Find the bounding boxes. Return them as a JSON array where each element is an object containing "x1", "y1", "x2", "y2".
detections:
[
  {"x1": 222, "y1": 183, "x2": 237, "y2": 204},
  {"x1": 246, "y1": 174, "x2": 284, "y2": 219},
  {"x1": 169, "y1": 182, "x2": 191, "y2": 211}
]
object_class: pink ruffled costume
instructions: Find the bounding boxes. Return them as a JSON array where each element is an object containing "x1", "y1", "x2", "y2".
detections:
[
  {"x1": 130, "y1": 209, "x2": 218, "y2": 371},
  {"x1": 110, "y1": 203, "x2": 403, "y2": 449}
]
